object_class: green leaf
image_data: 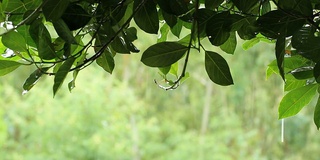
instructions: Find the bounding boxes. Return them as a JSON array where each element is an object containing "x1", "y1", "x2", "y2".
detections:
[
  {"x1": 134, "y1": 0, "x2": 159, "y2": 34},
  {"x1": 206, "y1": 12, "x2": 231, "y2": 46},
  {"x1": 141, "y1": 42, "x2": 188, "y2": 67},
  {"x1": 161, "y1": 11, "x2": 177, "y2": 28},
  {"x1": 53, "y1": 57, "x2": 75, "y2": 96},
  {"x1": 171, "y1": 19, "x2": 183, "y2": 38},
  {"x1": 205, "y1": 51, "x2": 233, "y2": 86},
  {"x1": 68, "y1": 69, "x2": 79, "y2": 92},
  {"x1": 284, "y1": 77, "x2": 306, "y2": 91},
  {"x1": 205, "y1": 0, "x2": 223, "y2": 9},
  {"x1": 261, "y1": 0, "x2": 271, "y2": 15},
  {"x1": 314, "y1": 95, "x2": 320, "y2": 129},
  {"x1": 2, "y1": 31, "x2": 27, "y2": 52},
  {"x1": 96, "y1": 50, "x2": 115, "y2": 74},
  {"x1": 275, "y1": 36, "x2": 286, "y2": 80},
  {"x1": 29, "y1": 20, "x2": 56, "y2": 60},
  {"x1": 0, "y1": 60, "x2": 22, "y2": 76},
  {"x1": 314, "y1": 62, "x2": 320, "y2": 83},
  {"x1": 158, "y1": 24, "x2": 170, "y2": 43},
  {"x1": 278, "y1": 0, "x2": 313, "y2": 16},
  {"x1": 53, "y1": 19, "x2": 76, "y2": 44},
  {"x1": 279, "y1": 84, "x2": 317, "y2": 119},
  {"x1": 220, "y1": 32, "x2": 237, "y2": 54},
  {"x1": 231, "y1": 0, "x2": 259, "y2": 13},
  {"x1": 159, "y1": 66, "x2": 171, "y2": 75},
  {"x1": 23, "y1": 67, "x2": 50, "y2": 91},
  {"x1": 42, "y1": 0, "x2": 69, "y2": 21},
  {"x1": 197, "y1": 9, "x2": 216, "y2": 37},
  {"x1": 242, "y1": 37, "x2": 260, "y2": 50},
  {"x1": 61, "y1": 4, "x2": 91, "y2": 31},
  {"x1": 257, "y1": 10, "x2": 305, "y2": 39},
  {"x1": 291, "y1": 68, "x2": 313, "y2": 80}
]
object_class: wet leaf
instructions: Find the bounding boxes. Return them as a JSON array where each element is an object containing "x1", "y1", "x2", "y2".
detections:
[{"x1": 23, "y1": 67, "x2": 50, "y2": 91}]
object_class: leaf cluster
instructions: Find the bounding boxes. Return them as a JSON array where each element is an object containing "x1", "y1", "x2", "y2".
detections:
[{"x1": 1, "y1": 0, "x2": 320, "y2": 127}]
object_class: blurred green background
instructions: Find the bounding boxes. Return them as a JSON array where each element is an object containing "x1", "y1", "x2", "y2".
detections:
[{"x1": 0, "y1": 30, "x2": 320, "y2": 160}]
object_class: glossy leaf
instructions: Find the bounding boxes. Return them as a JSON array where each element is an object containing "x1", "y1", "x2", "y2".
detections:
[
  {"x1": 53, "y1": 19, "x2": 76, "y2": 44},
  {"x1": 0, "y1": 60, "x2": 22, "y2": 76},
  {"x1": 220, "y1": 32, "x2": 237, "y2": 54},
  {"x1": 42, "y1": 0, "x2": 69, "y2": 21},
  {"x1": 141, "y1": 42, "x2": 188, "y2": 67},
  {"x1": 134, "y1": 0, "x2": 159, "y2": 34},
  {"x1": 96, "y1": 50, "x2": 115, "y2": 74},
  {"x1": 53, "y1": 57, "x2": 75, "y2": 96},
  {"x1": 23, "y1": 67, "x2": 50, "y2": 91},
  {"x1": 279, "y1": 84, "x2": 317, "y2": 119},
  {"x1": 2, "y1": 31, "x2": 27, "y2": 52},
  {"x1": 205, "y1": 51, "x2": 233, "y2": 86}
]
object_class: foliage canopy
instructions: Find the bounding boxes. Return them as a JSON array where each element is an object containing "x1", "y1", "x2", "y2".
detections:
[{"x1": 1, "y1": 0, "x2": 320, "y2": 127}]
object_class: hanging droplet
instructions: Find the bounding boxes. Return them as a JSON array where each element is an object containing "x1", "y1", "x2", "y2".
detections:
[{"x1": 22, "y1": 90, "x2": 28, "y2": 95}]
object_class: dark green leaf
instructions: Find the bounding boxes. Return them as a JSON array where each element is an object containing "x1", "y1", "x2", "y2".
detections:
[
  {"x1": 161, "y1": 10, "x2": 177, "y2": 28},
  {"x1": 220, "y1": 32, "x2": 237, "y2": 54},
  {"x1": 96, "y1": 50, "x2": 115, "y2": 74},
  {"x1": 156, "y1": 0, "x2": 189, "y2": 16},
  {"x1": 261, "y1": 0, "x2": 271, "y2": 15},
  {"x1": 205, "y1": 0, "x2": 224, "y2": 9},
  {"x1": 205, "y1": 51, "x2": 233, "y2": 86},
  {"x1": 134, "y1": 0, "x2": 159, "y2": 34},
  {"x1": 314, "y1": 63, "x2": 320, "y2": 83},
  {"x1": 279, "y1": 84, "x2": 317, "y2": 119},
  {"x1": 275, "y1": 36, "x2": 286, "y2": 80},
  {"x1": 291, "y1": 68, "x2": 314, "y2": 80},
  {"x1": 2, "y1": 31, "x2": 27, "y2": 52},
  {"x1": 197, "y1": 9, "x2": 216, "y2": 37},
  {"x1": 231, "y1": 0, "x2": 259, "y2": 13},
  {"x1": 257, "y1": 10, "x2": 305, "y2": 39},
  {"x1": 23, "y1": 67, "x2": 50, "y2": 91},
  {"x1": 206, "y1": 12, "x2": 232, "y2": 46},
  {"x1": 29, "y1": 20, "x2": 56, "y2": 60},
  {"x1": 53, "y1": 19, "x2": 76, "y2": 44},
  {"x1": 42, "y1": 0, "x2": 69, "y2": 21},
  {"x1": 278, "y1": 0, "x2": 313, "y2": 16},
  {"x1": 171, "y1": 19, "x2": 183, "y2": 38},
  {"x1": 53, "y1": 57, "x2": 75, "y2": 96},
  {"x1": 61, "y1": 4, "x2": 91, "y2": 31},
  {"x1": 141, "y1": 42, "x2": 188, "y2": 67},
  {"x1": 159, "y1": 66, "x2": 171, "y2": 75},
  {"x1": 0, "y1": 60, "x2": 22, "y2": 76},
  {"x1": 314, "y1": 95, "x2": 320, "y2": 129}
]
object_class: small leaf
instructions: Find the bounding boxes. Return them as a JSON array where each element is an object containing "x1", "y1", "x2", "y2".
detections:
[
  {"x1": 242, "y1": 37, "x2": 260, "y2": 50},
  {"x1": 134, "y1": 0, "x2": 159, "y2": 34},
  {"x1": 53, "y1": 19, "x2": 76, "y2": 44},
  {"x1": 0, "y1": 60, "x2": 22, "y2": 76},
  {"x1": 96, "y1": 50, "x2": 115, "y2": 74},
  {"x1": 23, "y1": 67, "x2": 50, "y2": 91},
  {"x1": 279, "y1": 84, "x2": 317, "y2": 119},
  {"x1": 53, "y1": 57, "x2": 75, "y2": 96},
  {"x1": 2, "y1": 31, "x2": 27, "y2": 52},
  {"x1": 220, "y1": 32, "x2": 237, "y2": 54},
  {"x1": 141, "y1": 42, "x2": 188, "y2": 67},
  {"x1": 42, "y1": 0, "x2": 69, "y2": 21},
  {"x1": 205, "y1": 51, "x2": 233, "y2": 86},
  {"x1": 314, "y1": 95, "x2": 320, "y2": 129}
]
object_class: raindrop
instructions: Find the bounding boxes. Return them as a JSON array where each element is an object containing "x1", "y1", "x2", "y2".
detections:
[
  {"x1": 2, "y1": 48, "x2": 15, "y2": 58},
  {"x1": 22, "y1": 90, "x2": 28, "y2": 95}
]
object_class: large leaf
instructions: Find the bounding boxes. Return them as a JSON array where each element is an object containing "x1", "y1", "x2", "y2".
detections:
[
  {"x1": 279, "y1": 84, "x2": 317, "y2": 119},
  {"x1": 23, "y1": 67, "x2": 50, "y2": 92},
  {"x1": 61, "y1": 4, "x2": 91, "y2": 31},
  {"x1": 257, "y1": 10, "x2": 305, "y2": 39},
  {"x1": 205, "y1": 51, "x2": 233, "y2": 86},
  {"x1": 0, "y1": 60, "x2": 22, "y2": 76},
  {"x1": 231, "y1": 0, "x2": 259, "y2": 13},
  {"x1": 53, "y1": 57, "x2": 75, "y2": 96},
  {"x1": 2, "y1": 31, "x2": 27, "y2": 52},
  {"x1": 275, "y1": 36, "x2": 285, "y2": 80},
  {"x1": 29, "y1": 20, "x2": 56, "y2": 60},
  {"x1": 134, "y1": 0, "x2": 159, "y2": 34},
  {"x1": 42, "y1": 0, "x2": 69, "y2": 21},
  {"x1": 278, "y1": 0, "x2": 313, "y2": 16},
  {"x1": 206, "y1": 12, "x2": 232, "y2": 46},
  {"x1": 141, "y1": 42, "x2": 188, "y2": 67}
]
